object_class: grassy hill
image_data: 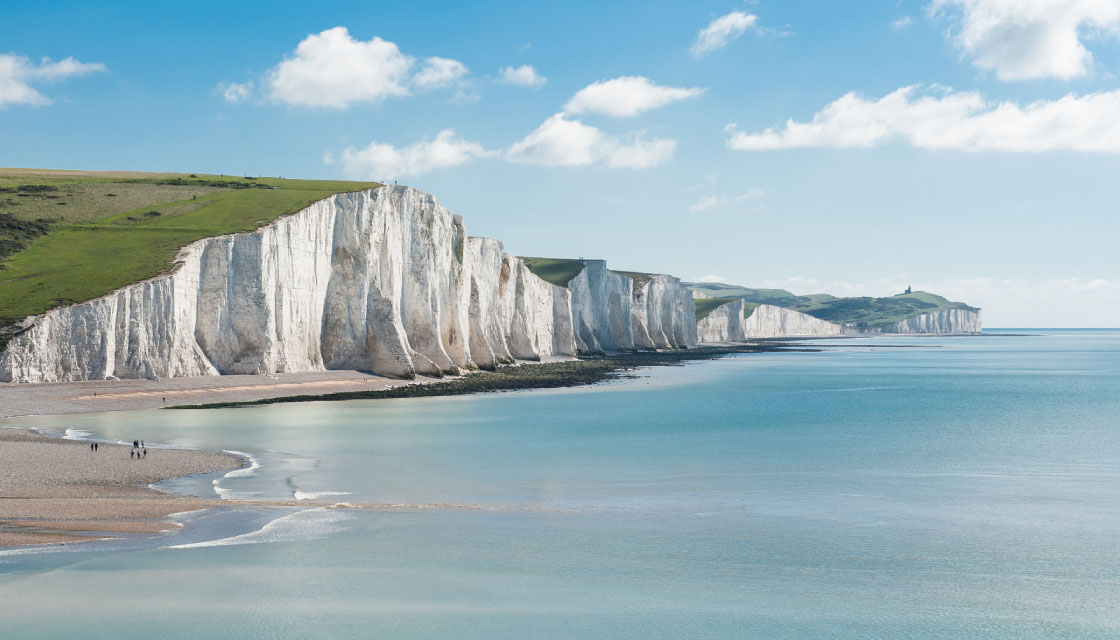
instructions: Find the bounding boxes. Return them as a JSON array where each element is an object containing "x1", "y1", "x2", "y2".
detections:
[
  {"x1": 687, "y1": 282, "x2": 978, "y2": 328},
  {"x1": 693, "y1": 296, "x2": 759, "y2": 322},
  {"x1": 0, "y1": 169, "x2": 378, "y2": 328},
  {"x1": 519, "y1": 257, "x2": 587, "y2": 287}
]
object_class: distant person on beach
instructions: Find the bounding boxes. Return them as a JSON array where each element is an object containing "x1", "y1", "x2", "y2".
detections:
[
  {"x1": 143, "y1": 448, "x2": 147, "y2": 457},
  {"x1": 90, "y1": 443, "x2": 94, "y2": 451},
  {"x1": 94, "y1": 442, "x2": 98, "y2": 451},
  {"x1": 130, "y1": 450, "x2": 134, "y2": 459}
]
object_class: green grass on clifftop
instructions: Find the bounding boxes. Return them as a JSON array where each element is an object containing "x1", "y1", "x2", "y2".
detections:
[
  {"x1": 686, "y1": 282, "x2": 978, "y2": 328},
  {"x1": 0, "y1": 170, "x2": 378, "y2": 327},
  {"x1": 693, "y1": 297, "x2": 739, "y2": 321},
  {"x1": 520, "y1": 257, "x2": 586, "y2": 287}
]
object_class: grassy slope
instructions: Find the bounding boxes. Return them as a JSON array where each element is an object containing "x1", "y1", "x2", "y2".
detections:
[
  {"x1": 519, "y1": 257, "x2": 587, "y2": 287},
  {"x1": 613, "y1": 270, "x2": 656, "y2": 289},
  {"x1": 0, "y1": 170, "x2": 378, "y2": 326},
  {"x1": 693, "y1": 297, "x2": 760, "y2": 322},
  {"x1": 686, "y1": 282, "x2": 977, "y2": 328}
]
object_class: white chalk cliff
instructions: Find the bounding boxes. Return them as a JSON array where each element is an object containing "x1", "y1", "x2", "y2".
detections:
[
  {"x1": 0, "y1": 186, "x2": 696, "y2": 383},
  {"x1": 569, "y1": 262, "x2": 696, "y2": 353},
  {"x1": 696, "y1": 299, "x2": 981, "y2": 343}
]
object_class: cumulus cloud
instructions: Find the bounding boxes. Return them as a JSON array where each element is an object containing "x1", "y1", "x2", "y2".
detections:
[
  {"x1": 725, "y1": 84, "x2": 1120, "y2": 152},
  {"x1": 688, "y1": 189, "x2": 764, "y2": 213},
  {"x1": 506, "y1": 113, "x2": 676, "y2": 168},
  {"x1": 219, "y1": 81, "x2": 252, "y2": 103},
  {"x1": 564, "y1": 76, "x2": 704, "y2": 118},
  {"x1": 263, "y1": 27, "x2": 468, "y2": 108},
  {"x1": 499, "y1": 64, "x2": 546, "y2": 87},
  {"x1": 341, "y1": 130, "x2": 494, "y2": 179},
  {"x1": 691, "y1": 11, "x2": 760, "y2": 58},
  {"x1": 414, "y1": 57, "x2": 468, "y2": 89},
  {"x1": 931, "y1": 0, "x2": 1120, "y2": 80},
  {"x1": 0, "y1": 54, "x2": 106, "y2": 108}
]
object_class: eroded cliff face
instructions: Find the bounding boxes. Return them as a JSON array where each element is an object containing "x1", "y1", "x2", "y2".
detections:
[
  {"x1": 695, "y1": 300, "x2": 746, "y2": 343},
  {"x1": 743, "y1": 304, "x2": 845, "y2": 338},
  {"x1": 567, "y1": 263, "x2": 696, "y2": 353},
  {"x1": 875, "y1": 308, "x2": 981, "y2": 334},
  {"x1": 695, "y1": 299, "x2": 982, "y2": 343},
  {"x1": 4, "y1": 187, "x2": 678, "y2": 383},
  {"x1": 630, "y1": 275, "x2": 697, "y2": 350}
]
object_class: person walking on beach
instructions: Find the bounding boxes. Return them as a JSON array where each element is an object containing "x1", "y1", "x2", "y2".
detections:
[
  {"x1": 143, "y1": 448, "x2": 147, "y2": 458},
  {"x1": 95, "y1": 442, "x2": 99, "y2": 451},
  {"x1": 130, "y1": 450, "x2": 135, "y2": 459},
  {"x1": 91, "y1": 443, "x2": 95, "y2": 452}
]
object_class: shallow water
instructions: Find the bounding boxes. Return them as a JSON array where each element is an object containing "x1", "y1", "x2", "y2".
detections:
[{"x1": 2, "y1": 330, "x2": 1119, "y2": 638}]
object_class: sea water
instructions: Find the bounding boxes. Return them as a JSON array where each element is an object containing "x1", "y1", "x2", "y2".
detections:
[{"x1": 1, "y1": 330, "x2": 1119, "y2": 639}]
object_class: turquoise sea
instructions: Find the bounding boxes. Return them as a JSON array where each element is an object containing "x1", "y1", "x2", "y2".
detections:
[{"x1": 2, "y1": 330, "x2": 1119, "y2": 639}]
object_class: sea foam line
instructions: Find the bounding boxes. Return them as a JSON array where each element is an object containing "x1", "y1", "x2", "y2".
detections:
[
  {"x1": 166, "y1": 507, "x2": 349, "y2": 549},
  {"x1": 210, "y1": 450, "x2": 261, "y2": 500}
]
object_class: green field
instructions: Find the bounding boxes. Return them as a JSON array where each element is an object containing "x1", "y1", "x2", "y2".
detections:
[
  {"x1": 687, "y1": 282, "x2": 978, "y2": 328},
  {"x1": 519, "y1": 257, "x2": 587, "y2": 287},
  {"x1": 0, "y1": 169, "x2": 378, "y2": 328}
]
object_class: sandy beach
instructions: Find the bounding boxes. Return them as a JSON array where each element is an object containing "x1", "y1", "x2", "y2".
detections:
[
  {"x1": 0, "y1": 369, "x2": 434, "y2": 418},
  {"x1": 0, "y1": 428, "x2": 241, "y2": 547}
]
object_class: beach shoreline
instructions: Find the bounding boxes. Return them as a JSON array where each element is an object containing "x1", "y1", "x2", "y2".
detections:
[
  {"x1": 0, "y1": 346, "x2": 802, "y2": 418},
  {"x1": 0, "y1": 428, "x2": 242, "y2": 548}
]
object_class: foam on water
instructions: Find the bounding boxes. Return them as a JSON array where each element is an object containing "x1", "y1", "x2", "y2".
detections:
[
  {"x1": 166, "y1": 508, "x2": 350, "y2": 549},
  {"x1": 62, "y1": 428, "x2": 93, "y2": 440},
  {"x1": 294, "y1": 490, "x2": 353, "y2": 500},
  {"x1": 210, "y1": 451, "x2": 261, "y2": 500}
]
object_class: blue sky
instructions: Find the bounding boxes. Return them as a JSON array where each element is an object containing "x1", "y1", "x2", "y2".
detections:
[{"x1": 3, "y1": 0, "x2": 1120, "y2": 326}]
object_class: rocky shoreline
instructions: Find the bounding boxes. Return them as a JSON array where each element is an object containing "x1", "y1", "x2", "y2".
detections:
[{"x1": 173, "y1": 343, "x2": 812, "y2": 409}]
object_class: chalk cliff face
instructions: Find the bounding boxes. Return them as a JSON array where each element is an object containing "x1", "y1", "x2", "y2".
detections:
[
  {"x1": 874, "y1": 308, "x2": 982, "y2": 335},
  {"x1": 630, "y1": 275, "x2": 697, "y2": 350},
  {"x1": 695, "y1": 300, "x2": 982, "y2": 343},
  {"x1": 1, "y1": 186, "x2": 694, "y2": 383},
  {"x1": 744, "y1": 304, "x2": 845, "y2": 338},
  {"x1": 568, "y1": 263, "x2": 696, "y2": 353},
  {"x1": 695, "y1": 300, "x2": 746, "y2": 343}
]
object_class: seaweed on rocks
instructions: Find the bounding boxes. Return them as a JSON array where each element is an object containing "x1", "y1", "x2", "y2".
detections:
[{"x1": 170, "y1": 343, "x2": 812, "y2": 409}]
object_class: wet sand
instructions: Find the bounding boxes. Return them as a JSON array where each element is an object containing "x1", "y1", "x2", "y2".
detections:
[{"x1": 0, "y1": 429, "x2": 240, "y2": 547}]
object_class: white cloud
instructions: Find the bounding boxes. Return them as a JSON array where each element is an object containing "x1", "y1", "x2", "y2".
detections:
[
  {"x1": 506, "y1": 113, "x2": 676, "y2": 169},
  {"x1": 507, "y1": 113, "x2": 604, "y2": 166},
  {"x1": 602, "y1": 133, "x2": 677, "y2": 168},
  {"x1": 725, "y1": 84, "x2": 1120, "y2": 152},
  {"x1": 341, "y1": 129, "x2": 494, "y2": 179},
  {"x1": 219, "y1": 81, "x2": 252, "y2": 103},
  {"x1": 693, "y1": 274, "x2": 736, "y2": 284},
  {"x1": 322, "y1": 150, "x2": 334, "y2": 165},
  {"x1": 564, "y1": 76, "x2": 704, "y2": 118},
  {"x1": 891, "y1": 15, "x2": 915, "y2": 30},
  {"x1": 499, "y1": 64, "x2": 546, "y2": 88},
  {"x1": 266, "y1": 27, "x2": 413, "y2": 108},
  {"x1": 688, "y1": 189, "x2": 764, "y2": 213},
  {"x1": 0, "y1": 54, "x2": 106, "y2": 108},
  {"x1": 930, "y1": 0, "x2": 1120, "y2": 80},
  {"x1": 414, "y1": 57, "x2": 468, "y2": 89},
  {"x1": 691, "y1": 11, "x2": 760, "y2": 58}
]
